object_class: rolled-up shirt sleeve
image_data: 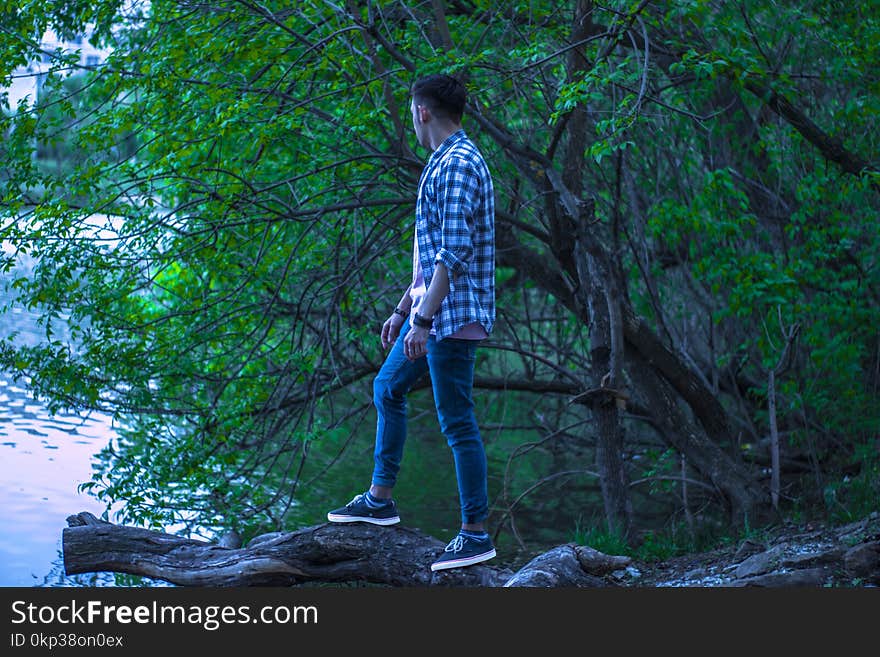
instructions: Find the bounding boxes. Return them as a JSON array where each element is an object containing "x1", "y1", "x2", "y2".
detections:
[{"x1": 435, "y1": 157, "x2": 479, "y2": 282}]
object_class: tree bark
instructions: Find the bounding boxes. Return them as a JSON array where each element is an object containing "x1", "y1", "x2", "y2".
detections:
[
  {"x1": 585, "y1": 279, "x2": 632, "y2": 540},
  {"x1": 626, "y1": 349, "x2": 767, "y2": 526},
  {"x1": 573, "y1": 218, "x2": 633, "y2": 539},
  {"x1": 560, "y1": 0, "x2": 632, "y2": 539},
  {"x1": 62, "y1": 512, "x2": 630, "y2": 588}
]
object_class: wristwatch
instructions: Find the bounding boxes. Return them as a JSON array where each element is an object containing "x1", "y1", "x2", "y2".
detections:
[{"x1": 411, "y1": 312, "x2": 433, "y2": 329}]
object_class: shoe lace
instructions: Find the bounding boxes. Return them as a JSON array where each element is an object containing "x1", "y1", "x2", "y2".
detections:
[
  {"x1": 347, "y1": 493, "x2": 366, "y2": 507},
  {"x1": 444, "y1": 534, "x2": 465, "y2": 554}
]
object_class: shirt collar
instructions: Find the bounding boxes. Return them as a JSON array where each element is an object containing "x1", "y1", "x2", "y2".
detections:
[{"x1": 428, "y1": 129, "x2": 466, "y2": 163}]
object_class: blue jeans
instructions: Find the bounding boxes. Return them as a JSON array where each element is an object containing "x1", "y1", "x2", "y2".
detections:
[{"x1": 372, "y1": 318, "x2": 488, "y2": 525}]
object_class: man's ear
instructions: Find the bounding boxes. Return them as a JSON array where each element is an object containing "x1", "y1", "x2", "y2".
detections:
[{"x1": 418, "y1": 105, "x2": 430, "y2": 124}]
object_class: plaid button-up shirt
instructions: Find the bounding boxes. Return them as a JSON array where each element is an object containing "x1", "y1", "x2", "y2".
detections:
[{"x1": 414, "y1": 130, "x2": 495, "y2": 340}]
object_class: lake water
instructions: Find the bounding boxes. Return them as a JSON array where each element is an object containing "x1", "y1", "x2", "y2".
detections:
[
  {"x1": 0, "y1": 374, "x2": 116, "y2": 586},
  {"x1": 0, "y1": 255, "x2": 118, "y2": 586}
]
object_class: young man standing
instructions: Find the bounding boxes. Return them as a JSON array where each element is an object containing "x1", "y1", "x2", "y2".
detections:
[{"x1": 327, "y1": 74, "x2": 496, "y2": 571}]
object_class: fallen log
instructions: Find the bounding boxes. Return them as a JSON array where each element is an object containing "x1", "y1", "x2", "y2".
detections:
[{"x1": 62, "y1": 512, "x2": 629, "y2": 587}]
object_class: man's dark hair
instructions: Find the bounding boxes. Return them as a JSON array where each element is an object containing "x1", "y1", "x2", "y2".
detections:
[{"x1": 412, "y1": 74, "x2": 467, "y2": 122}]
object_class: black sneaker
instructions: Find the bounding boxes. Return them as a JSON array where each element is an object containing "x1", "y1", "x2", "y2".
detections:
[
  {"x1": 430, "y1": 532, "x2": 496, "y2": 571},
  {"x1": 326, "y1": 493, "x2": 400, "y2": 526}
]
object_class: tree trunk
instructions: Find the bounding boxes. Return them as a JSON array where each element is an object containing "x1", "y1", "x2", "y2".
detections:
[
  {"x1": 573, "y1": 218, "x2": 632, "y2": 539},
  {"x1": 589, "y1": 326, "x2": 632, "y2": 539},
  {"x1": 61, "y1": 512, "x2": 630, "y2": 588},
  {"x1": 768, "y1": 367, "x2": 781, "y2": 510},
  {"x1": 626, "y1": 349, "x2": 767, "y2": 526},
  {"x1": 560, "y1": 0, "x2": 631, "y2": 539}
]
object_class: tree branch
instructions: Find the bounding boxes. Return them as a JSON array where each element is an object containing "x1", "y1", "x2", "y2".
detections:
[{"x1": 743, "y1": 78, "x2": 878, "y2": 188}]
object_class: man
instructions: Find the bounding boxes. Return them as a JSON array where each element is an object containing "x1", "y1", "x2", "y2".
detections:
[{"x1": 327, "y1": 74, "x2": 496, "y2": 571}]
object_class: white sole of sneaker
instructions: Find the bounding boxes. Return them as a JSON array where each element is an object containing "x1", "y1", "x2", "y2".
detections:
[
  {"x1": 430, "y1": 548, "x2": 496, "y2": 571},
  {"x1": 326, "y1": 514, "x2": 400, "y2": 525}
]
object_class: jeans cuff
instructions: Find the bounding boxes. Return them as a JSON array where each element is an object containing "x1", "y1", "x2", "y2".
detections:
[{"x1": 461, "y1": 513, "x2": 487, "y2": 525}]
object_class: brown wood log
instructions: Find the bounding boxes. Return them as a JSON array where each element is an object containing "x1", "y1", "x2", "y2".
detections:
[{"x1": 62, "y1": 512, "x2": 627, "y2": 588}]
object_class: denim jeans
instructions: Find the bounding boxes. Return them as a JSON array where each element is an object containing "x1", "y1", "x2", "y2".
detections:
[{"x1": 371, "y1": 318, "x2": 488, "y2": 525}]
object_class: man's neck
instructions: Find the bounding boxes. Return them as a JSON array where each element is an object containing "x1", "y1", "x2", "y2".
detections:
[{"x1": 429, "y1": 123, "x2": 462, "y2": 151}]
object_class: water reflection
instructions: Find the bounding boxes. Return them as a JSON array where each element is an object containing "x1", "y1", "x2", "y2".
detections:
[
  {"x1": 0, "y1": 255, "x2": 118, "y2": 586},
  {"x1": 0, "y1": 375, "x2": 117, "y2": 586}
]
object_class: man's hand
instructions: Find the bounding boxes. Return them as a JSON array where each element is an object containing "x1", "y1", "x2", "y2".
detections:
[
  {"x1": 381, "y1": 313, "x2": 406, "y2": 350},
  {"x1": 403, "y1": 325, "x2": 429, "y2": 361}
]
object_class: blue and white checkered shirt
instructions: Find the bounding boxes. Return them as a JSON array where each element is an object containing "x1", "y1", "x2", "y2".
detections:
[{"x1": 414, "y1": 130, "x2": 495, "y2": 340}]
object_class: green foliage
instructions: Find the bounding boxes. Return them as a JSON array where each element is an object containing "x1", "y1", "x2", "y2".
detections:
[
  {"x1": 634, "y1": 531, "x2": 684, "y2": 562},
  {"x1": 3, "y1": 0, "x2": 422, "y2": 533},
  {"x1": 823, "y1": 440, "x2": 880, "y2": 523},
  {"x1": 574, "y1": 520, "x2": 706, "y2": 562},
  {"x1": 573, "y1": 522, "x2": 633, "y2": 558},
  {"x1": 0, "y1": 0, "x2": 877, "y2": 558}
]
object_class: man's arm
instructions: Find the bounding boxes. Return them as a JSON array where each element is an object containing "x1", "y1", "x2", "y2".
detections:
[
  {"x1": 414, "y1": 262, "x2": 449, "y2": 321},
  {"x1": 395, "y1": 284, "x2": 414, "y2": 316},
  {"x1": 403, "y1": 263, "x2": 450, "y2": 361},
  {"x1": 381, "y1": 284, "x2": 413, "y2": 350}
]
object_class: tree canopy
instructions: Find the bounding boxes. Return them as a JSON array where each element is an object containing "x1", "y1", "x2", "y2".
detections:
[{"x1": 2, "y1": 0, "x2": 878, "y2": 562}]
